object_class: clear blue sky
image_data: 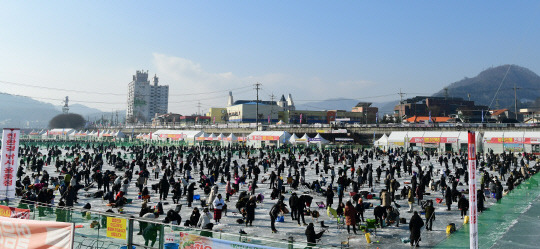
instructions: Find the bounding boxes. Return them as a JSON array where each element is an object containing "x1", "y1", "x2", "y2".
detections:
[{"x1": 1, "y1": 1, "x2": 539, "y2": 114}]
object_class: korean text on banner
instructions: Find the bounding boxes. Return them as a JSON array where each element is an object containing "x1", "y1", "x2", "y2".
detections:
[
  {"x1": 468, "y1": 131, "x2": 478, "y2": 249},
  {"x1": 106, "y1": 217, "x2": 127, "y2": 239},
  {"x1": 179, "y1": 232, "x2": 280, "y2": 249},
  {"x1": 0, "y1": 128, "x2": 20, "y2": 199},
  {"x1": 0, "y1": 216, "x2": 73, "y2": 249}
]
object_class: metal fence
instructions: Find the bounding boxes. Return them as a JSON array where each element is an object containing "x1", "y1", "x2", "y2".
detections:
[{"x1": 1, "y1": 197, "x2": 341, "y2": 249}]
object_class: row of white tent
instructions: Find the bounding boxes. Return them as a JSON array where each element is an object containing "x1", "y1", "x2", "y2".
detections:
[
  {"x1": 29, "y1": 129, "x2": 126, "y2": 138},
  {"x1": 376, "y1": 131, "x2": 540, "y2": 154},
  {"x1": 143, "y1": 130, "x2": 330, "y2": 147}
]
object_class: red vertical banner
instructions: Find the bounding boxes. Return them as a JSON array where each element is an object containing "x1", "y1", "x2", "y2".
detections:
[
  {"x1": 1, "y1": 128, "x2": 19, "y2": 199},
  {"x1": 468, "y1": 131, "x2": 478, "y2": 249}
]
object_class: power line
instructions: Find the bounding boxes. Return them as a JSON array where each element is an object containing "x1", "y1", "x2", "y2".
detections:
[{"x1": 0, "y1": 79, "x2": 251, "y2": 97}]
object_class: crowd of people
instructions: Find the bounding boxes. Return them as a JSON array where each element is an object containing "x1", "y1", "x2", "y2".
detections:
[{"x1": 11, "y1": 139, "x2": 540, "y2": 247}]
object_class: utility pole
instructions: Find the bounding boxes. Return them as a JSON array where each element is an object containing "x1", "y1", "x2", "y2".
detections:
[
  {"x1": 444, "y1": 88, "x2": 449, "y2": 100},
  {"x1": 467, "y1": 93, "x2": 471, "y2": 101},
  {"x1": 513, "y1": 83, "x2": 520, "y2": 120},
  {"x1": 255, "y1": 83, "x2": 261, "y2": 129},
  {"x1": 269, "y1": 93, "x2": 275, "y2": 125},
  {"x1": 398, "y1": 89, "x2": 405, "y2": 123},
  {"x1": 495, "y1": 98, "x2": 500, "y2": 110},
  {"x1": 197, "y1": 101, "x2": 201, "y2": 116}
]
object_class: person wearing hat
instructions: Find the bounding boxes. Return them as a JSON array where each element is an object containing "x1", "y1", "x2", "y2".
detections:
[
  {"x1": 213, "y1": 194, "x2": 225, "y2": 223},
  {"x1": 186, "y1": 208, "x2": 200, "y2": 227},
  {"x1": 197, "y1": 208, "x2": 213, "y2": 230},
  {"x1": 305, "y1": 223, "x2": 325, "y2": 247}
]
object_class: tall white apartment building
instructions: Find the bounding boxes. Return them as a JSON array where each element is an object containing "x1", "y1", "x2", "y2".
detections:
[{"x1": 126, "y1": 70, "x2": 169, "y2": 123}]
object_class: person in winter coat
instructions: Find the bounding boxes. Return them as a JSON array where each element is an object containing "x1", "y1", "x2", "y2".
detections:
[
  {"x1": 207, "y1": 185, "x2": 219, "y2": 206},
  {"x1": 381, "y1": 189, "x2": 391, "y2": 207},
  {"x1": 344, "y1": 201, "x2": 357, "y2": 234},
  {"x1": 495, "y1": 181, "x2": 503, "y2": 202},
  {"x1": 245, "y1": 196, "x2": 257, "y2": 226},
  {"x1": 424, "y1": 200, "x2": 435, "y2": 231},
  {"x1": 386, "y1": 206, "x2": 400, "y2": 227},
  {"x1": 166, "y1": 209, "x2": 182, "y2": 225},
  {"x1": 445, "y1": 187, "x2": 453, "y2": 210},
  {"x1": 121, "y1": 179, "x2": 129, "y2": 195},
  {"x1": 407, "y1": 187, "x2": 415, "y2": 212},
  {"x1": 212, "y1": 194, "x2": 225, "y2": 223},
  {"x1": 409, "y1": 211, "x2": 424, "y2": 247},
  {"x1": 477, "y1": 189, "x2": 486, "y2": 212},
  {"x1": 187, "y1": 183, "x2": 197, "y2": 207},
  {"x1": 269, "y1": 201, "x2": 284, "y2": 233},
  {"x1": 305, "y1": 223, "x2": 325, "y2": 246},
  {"x1": 225, "y1": 181, "x2": 233, "y2": 202},
  {"x1": 159, "y1": 175, "x2": 170, "y2": 200},
  {"x1": 373, "y1": 205, "x2": 387, "y2": 228},
  {"x1": 355, "y1": 197, "x2": 365, "y2": 222},
  {"x1": 458, "y1": 195, "x2": 469, "y2": 218},
  {"x1": 289, "y1": 193, "x2": 300, "y2": 221},
  {"x1": 186, "y1": 208, "x2": 200, "y2": 227},
  {"x1": 197, "y1": 208, "x2": 213, "y2": 229},
  {"x1": 325, "y1": 186, "x2": 334, "y2": 208},
  {"x1": 171, "y1": 182, "x2": 182, "y2": 204}
]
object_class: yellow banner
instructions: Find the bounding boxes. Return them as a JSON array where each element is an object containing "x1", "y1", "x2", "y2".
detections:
[{"x1": 106, "y1": 217, "x2": 127, "y2": 239}]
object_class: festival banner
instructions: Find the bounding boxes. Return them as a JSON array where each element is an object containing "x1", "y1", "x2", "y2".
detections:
[
  {"x1": 106, "y1": 217, "x2": 127, "y2": 240},
  {"x1": 485, "y1": 137, "x2": 524, "y2": 144},
  {"x1": 468, "y1": 131, "x2": 478, "y2": 249},
  {"x1": 408, "y1": 137, "x2": 458, "y2": 143},
  {"x1": 251, "y1": 135, "x2": 280, "y2": 141},
  {"x1": 179, "y1": 232, "x2": 279, "y2": 249},
  {"x1": 0, "y1": 216, "x2": 74, "y2": 249},
  {"x1": 1, "y1": 128, "x2": 20, "y2": 199},
  {"x1": 0, "y1": 205, "x2": 30, "y2": 219}
]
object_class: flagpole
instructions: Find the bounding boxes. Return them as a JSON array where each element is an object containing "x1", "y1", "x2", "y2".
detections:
[{"x1": 468, "y1": 131, "x2": 478, "y2": 249}]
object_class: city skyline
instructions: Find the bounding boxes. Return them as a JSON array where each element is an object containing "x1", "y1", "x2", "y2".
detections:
[{"x1": 1, "y1": 1, "x2": 540, "y2": 115}]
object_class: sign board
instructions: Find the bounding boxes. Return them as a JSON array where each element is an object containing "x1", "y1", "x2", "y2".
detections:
[
  {"x1": 106, "y1": 217, "x2": 127, "y2": 239},
  {"x1": 0, "y1": 216, "x2": 73, "y2": 249},
  {"x1": 1, "y1": 128, "x2": 20, "y2": 199},
  {"x1": 0, "y1": 205, "x2": 30, "y2": 219},
  {"x1": 251, "y1": 135, "x2": 280, "y2": 141}
]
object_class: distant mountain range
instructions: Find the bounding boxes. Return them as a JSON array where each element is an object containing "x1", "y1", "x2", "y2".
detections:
[
  {"x1": 432, "y1": 65, "x2": 540, "y2": 110},
  {"x1": 300, "y1": 65, "x2": 540, "y2": 115},
  {"x1": 0, "y1": 93, "x2": 125, "y2": 129}
]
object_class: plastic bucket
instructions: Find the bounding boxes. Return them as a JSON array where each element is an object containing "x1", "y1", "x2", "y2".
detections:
[{"x1": 164, "y1": 243, "x2": 179, "y2": 249}]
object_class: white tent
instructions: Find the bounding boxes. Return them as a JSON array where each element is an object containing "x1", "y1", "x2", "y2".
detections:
[
  {"x1": 523, "y1": 131, "x2": 540, "y2": 153},
  {"x1": 387, "y1": 131, "x2": 408, "y2": 149},
  {"x1": 289, "y1": 134, "x2": 300, "y2": 144},
  {"x1": 223, "y1": 133, "x2": 238, "y2": 145},
  {"x1": 216, "y1": 133, "x2": 226, "y2": 141},
  {"x1": 374, "y1": 134, "x2": 389, "y2": 151},
  {"x1": 153, "y1": 130, "x2": 204, "y2": 143},
  {"x1": 207, "y1": 133, "x2": 217, "y2": 141},
  {"x1": 297, "y1": 134, "x2": 310, "y2": 144},
  {"x1": 114, "y1": 131, "x2": 126, "y2": 138},
  {"x1": 247, "y1": 131, "x2": 291, "y2": 148},
  {"x1": 483, "y1": 131, "x2": 506, "y2": 153},
  {"x1": 309, "y1": 133, "x2": 329, "y2": 145},
  {"x1": 43, "y1": 128, "x2": 75, "y2": 138}
]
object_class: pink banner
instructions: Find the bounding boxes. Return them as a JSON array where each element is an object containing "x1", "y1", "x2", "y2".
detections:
[
  {"x1": 0, "y1": 216, "x2": 74, "y2": 249},
  {"x1": 0, "y1": 205, "x2": 30, "y2": 219},
  {"x1": 1, "y1": 128, "x2": 19, "y2": 199}
]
